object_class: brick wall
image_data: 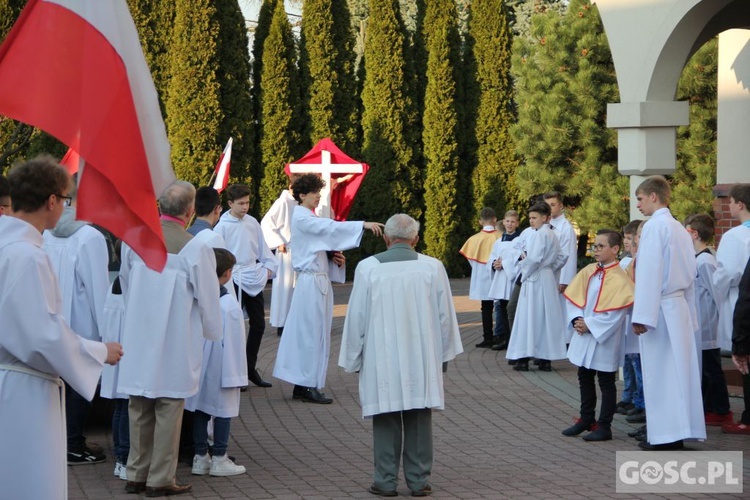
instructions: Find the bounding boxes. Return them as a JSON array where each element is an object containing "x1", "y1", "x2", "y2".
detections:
[{"x1": 713, "y1": 183, "x2": 740, "y2": 247}]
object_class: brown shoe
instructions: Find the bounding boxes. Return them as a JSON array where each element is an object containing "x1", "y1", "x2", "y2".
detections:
[
  {"x1": 412, "y1": 484, "x2": 433, "y2": 496},
  {"x1": 125, "y1": 481, "x2": 146, "y2": 494},
  {"x1": 368, "y1": 483, "x2": 397, "y2": 497},
  {"x1": 144, "y1": 484, "x2": 192, "y2": 497}
]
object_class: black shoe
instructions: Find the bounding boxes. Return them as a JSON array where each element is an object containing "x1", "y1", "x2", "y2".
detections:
[
  {"x1": 638, "y1": 440, "x2": 684, "y2": 451},
  {"x1": 507, "y1": 359, "x2": 517, "y2": 366},
  {"x1": 491, "y1": 341, "x2": 508, "y2": 351},
  {"x1": 627, "y1": 425, "x2": 647, "y2": 438},
  {"x1": 583, "y1": 426, "x2": 612, "y2": 442},
  {"x1": 411, "y1": 484, "x2": 433, "y2": 497},
  {"x1": 626, "y1": 408, "x2": 646, "y2": 423},
  {"x1": 562, "y1": 419, "x2": 596, "y2": 436},
  {"x1": 293, "y1": 386, "x2": 333, "y2": 404},
  {"x1": 368, "y1": 484, "x2": 397, "y2": 497},
  {"x1": 635, "y1": 433, "x2": 646, "y2": 442},
  {"x1": 475, "y1": 340, "x2": 494, "y2": 348},
  {"x1": 538, "y1": 360, "x2": 552, "y2": 372},
  {"x1": 239, "y1": 386, "x2": 248, "y2": 392},
  {"x1": 512, "y1": 362, "x2": 529, "y2": 372},
  {"x1": 68, "y1": 448, "x2": 106, "y2": 465},
  {"x1": 616, "y1": 401, "x2": 635, "y2": 415},
  {"x1": 126, "y1": 481, "x2": 147, "y2": 494},
  {"x1": 532, "y1": 359, "x2": 541, "y2": 366},
  {"x1": 248, "y1": 369, "x2": 272, "y2": 388}
]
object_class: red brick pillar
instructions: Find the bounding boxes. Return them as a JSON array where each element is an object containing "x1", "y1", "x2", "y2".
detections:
[{"x1": 713, "y1": 184, "x2": 739, "y2": 247}]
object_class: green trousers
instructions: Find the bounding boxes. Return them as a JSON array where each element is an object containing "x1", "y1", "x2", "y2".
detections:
[{"x1": 372, "y1": 408, "x2": 432, "y2": 492}]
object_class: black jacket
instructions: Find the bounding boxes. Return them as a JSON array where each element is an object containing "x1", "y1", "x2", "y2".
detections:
[{"x1": 732, "y1": 256, "x2": 750, "y2": 356}]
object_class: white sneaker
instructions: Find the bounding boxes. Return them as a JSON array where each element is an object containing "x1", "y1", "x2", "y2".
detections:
[
  {"x1": 113, "y1": 462, "x2": 124, "y2": 477},
  {"x1": 209, "y1": 454, "x2": 246, "y2": 477},
  {"x1": 192, "y1": 454, "x2": 212, "y2": 475},
  {"x1": 119, "y1": 464, "x2": 128, "y2": 481}
]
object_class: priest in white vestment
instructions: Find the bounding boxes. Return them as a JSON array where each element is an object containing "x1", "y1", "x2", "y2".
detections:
[
  {"x1": 632, "y1": 176, "x2": 705, "y2": 450},
  {"x1": 261, "y1": 182, "x2": 298, "y2": 335},
  {"x1": 117, "y1": 181, "x2": 221, "y2": 496},
  {"x1": 273, "y1": 173, "x2": 382, "y2": 404},
  {"x1": 0, "y1": 157, "x2": 121, "y2": 500},
  {"x1": 339, "y1": 214, "x2": 463, "y2": 497}
]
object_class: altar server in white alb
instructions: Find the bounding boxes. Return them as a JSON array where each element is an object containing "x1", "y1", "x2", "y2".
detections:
[
  {"x1": 339, "y1": 214, "x2": 463, "y2": 498},
  {"x1": 544, "y1": 192, "x2": 579, "y2": 343},
  {"x1": 0, "y1": 157, "x2": 122, "y2": 500},
  {"x1": 187, "y1": 248, "x2": 248, "y2": 478},
  {"x1": 632, "y1": 175, "x2": 705, "y2": 450},
  {"x1": 273, "y1": 173, "x2": 383, "y2": 404},
  {"x1": 562, "y1": 229, "x2": 633, "y2": 442},
  {"x1": 506, "y1": 201, "x2": 568, "y2": 372},
  {"x1": 117, "y1": 181, "x2": 221, "y2": 497},
  {"x1": 215, "y1": 184, "x2": 277, "y2": 388},
  {"x1": 261, "y1": 174, "x2": 300, "y2": 336},
  {"x1": 43, "y1": 176, "x2": 111, "y2": 465}
]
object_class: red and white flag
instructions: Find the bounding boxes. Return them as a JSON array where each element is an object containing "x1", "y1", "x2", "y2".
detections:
[
  {"x1": 0, "y1": 0, "x2": 175, "y2": 271},
  {"x1": 212, "y1": 137, "x2": 232, "y2": 193}
]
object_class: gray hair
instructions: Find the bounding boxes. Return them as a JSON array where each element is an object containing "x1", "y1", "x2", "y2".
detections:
[
  {"x1": 384, "y1": 214, "x2": 419, "y2": 241},
  {"x1": 159, "y1": 180, "x2": 195, "y2": 217}
]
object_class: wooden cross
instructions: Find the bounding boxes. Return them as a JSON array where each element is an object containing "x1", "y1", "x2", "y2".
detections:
[{"x1": 288, "y1": 149, "x2": 363, "y2": 219}]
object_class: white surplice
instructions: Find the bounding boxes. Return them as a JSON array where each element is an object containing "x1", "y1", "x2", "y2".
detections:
[
  {"x1": 552, "y1": 214, "x2": 578, "y2": 343},
  {"x1": 261, "y1": 190, "x2": 297, "y2": 327},
  {"x1": 99, "y1": 281, "x2": 128, "y2": 400},
  {"x1": 42, "y1": 210, "x2": 110, "y2": 341},
  {"x1": 506, "y1": 224, "x2": 568, "y2": 360},
  {"x1": 117, "y1": 239, "x2": 222, "y2": 399},
  {"x1": 273, "y1": 206, "x2": 363, "y2": 388},
  {"x1": 712, "y1": 224, "x2": 750, "y2": 350},
  {"x1": 633, "y1": 208, "x2": 705, "y2": 445},
  {"x1": 0, "y1": 216, "x2": 107, "y2": 500},
  {"x1": 695, "y1": 250, "x2": 720, "y2": 350},
  {"x1": 487, "y1": 240, "x2": 523, "y2": 300},
  {"x1": 214, "y1": 211, "x2": 277, "y2": 299},
  {"x1": 185, "y1": 291, "x2": 248, "y2": 418},
  {"x1": 566, "y1": 266, "x2": 629, "y2": 372},
  {"x1": 620, "y1": 257, "x2": 639, "y2": 356},
  {"x1": 338, "y1": 251, "x2": 463, "y2": 418}
]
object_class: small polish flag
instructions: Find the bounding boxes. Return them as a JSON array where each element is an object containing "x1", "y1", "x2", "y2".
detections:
[
  {"x1": 0, "y1": 0, "x2": 174, "y2": 271},
  {"x1": 213, "y1": 137, "x2": 233, "y2": 193},
  {"x1": 59, "y1": 147, "x2": 82, "y2": 176}
]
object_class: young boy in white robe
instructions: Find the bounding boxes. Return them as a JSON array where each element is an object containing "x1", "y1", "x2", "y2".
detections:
[
  {"x1": 684, "y1": 214, "x2": 733, "y2": 427},
  {"x1": 273, "y1": 174, "x2": 383, "y2": 404},
  {"x1": 490, "y1": 210, "x2": 522, "y2": 351},
  {"x1": 460, "y1": 207, "x2": 501, "y2": 348},
  {"x1": 188, "y1": 248, "x2": 248, "y2": 477},
  {"x1": 506, "y1": 202, "x2": 567, "y2": 372},
  {"x1": 562, "y1": 230, "x2": 633, "y2": 441},
  {"x1": 712, "y1": 184, "x2": 750, "y2": 434},
  {"x1": 261, "y1": 175, "x2": 300, "y2": 337},
  {"x1": 632, "y1": 175, "x2": 705, "y2": 450}
]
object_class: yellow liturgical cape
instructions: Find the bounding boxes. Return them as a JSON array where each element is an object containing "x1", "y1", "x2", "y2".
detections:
[
  {"x1": 459, "y1": 230, "x2": 500, "y2": 264},
  {"x1": 564, "y1": 261, "x2": 634, "y2": 313}
]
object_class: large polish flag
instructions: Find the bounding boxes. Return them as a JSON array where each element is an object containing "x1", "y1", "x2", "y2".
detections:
[{"x1": 0, "y1": 0, "x2": 174, "y2": 271}]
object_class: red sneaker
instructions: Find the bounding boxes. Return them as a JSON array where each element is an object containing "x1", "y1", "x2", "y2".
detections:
[
  {"x1": 721, "y1": 422, "x2": 750, "y2": 435},
  {"x1": 705, "y1": 411, "x2": 734, "y2": 426}
]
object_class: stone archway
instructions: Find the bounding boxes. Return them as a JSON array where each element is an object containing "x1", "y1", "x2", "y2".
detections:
[{"x1": 594, "y1": 0, "x2": 750, "y2": 224}]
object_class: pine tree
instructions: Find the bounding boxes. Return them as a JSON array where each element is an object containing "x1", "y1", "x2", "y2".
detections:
[
  {"x1": 164, "y1": 0, "x2": 223, "y2": 185},
  {"x1": 469, "y1": 0, "x2": 519, "y2": 216},
  {"x1": 299, "y1": 0, "x2": 359, "y2": 154},
  {"x1": 258, "y1": 0, "x2": 303, "y2": 215},
  {"x1": 215, "y1": 0, "x2": 255, "y2": 201},
  {"x1": 671, "y1": 39, "x2": 717, "y2": 221},
  {"x1": 422, "y1": 18, "x2": 462, "y2": 275},
  {"x1": 511, "y1": 0, "x2": 627, "y2": 232},
  {"x1": 355, "y1": 0, "x2": 421, "y2": 256}
]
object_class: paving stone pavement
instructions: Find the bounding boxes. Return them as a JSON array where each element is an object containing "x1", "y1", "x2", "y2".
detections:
[{"x1": 70, "y1": 278, "x2": 750, "y2": 499}]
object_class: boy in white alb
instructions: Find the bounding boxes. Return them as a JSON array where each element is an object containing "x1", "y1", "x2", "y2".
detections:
[
  {"x1": 562, "y1": 230, "x2": 633, "y2": 442},
  {"x1": 189, "y1": 248, "x2": 247, "y2": 477},
  {"x1": 460, "y1": 207, "x2": 501, "y2": 348}
]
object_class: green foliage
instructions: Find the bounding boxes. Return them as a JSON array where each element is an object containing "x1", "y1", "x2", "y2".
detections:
[
  {"x1": 164, "y1": 0, "x2": 223, "y2": 185},
  {"x1": 671, "y1": 39, "x2": 717, "y2": 222},
  {"x1": 354, "y1": 0, "x2": 421, "y2": 257},
  {"x1": 421, "y1": 1, "x2": 462, "y2": 275},
  {"x1": 511, "y1": 0, "x2": 627, "y2": 232},
  {"x1": 258, "y1": 0, "x2": 303, "y2": 215},
  {"x1": 468, "y1": 0, "x2": 519, "y2": 218},
  {"x1": 215, "y1": 0, "x2": 255, "y2": 206},
  {"x1": 508, "y1": 0, "x2": 565, "y2": 39},
  {"x1": 300, "y1": 0, "x2": 359, "y2": 155}
]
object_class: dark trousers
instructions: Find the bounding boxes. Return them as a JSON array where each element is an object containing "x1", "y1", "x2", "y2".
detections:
[
  {"x1": 481, "y1": 300, "x2": 494, "y2": 343},
  {"x1": 507, "y1": 283, "x2": 522, "y2": 333},
  {"x1": 701, "y1": 348, "x2": 731, "y2": 415},
  {"x1": 493, "y1": 300, "x2": 510, "y2": 343},
  {"x1": 193, "y1": 411, "x2": 231, "y2": 457},
  {"x1": 112, "y1": 398, "x2": 130, "y2": 464},
  {"x1": 372, "y1": 409, "x2": 432, "y2": 492},
  {"x1": 578, "y1": 367, "x2": 616, "y2": 426},
  {"x1": 65, "y1": 382, "x2": 92, "y2": 452},
  {"x1": 742, "y1": 373, "x2": 750, "y2": 425},
  {"x1": 236, "y1": 285, "x2": 265, "y2": 373}
]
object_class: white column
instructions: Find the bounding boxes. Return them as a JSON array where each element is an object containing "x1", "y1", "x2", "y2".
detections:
[{"x1": 717, "y1": 29, "x2": 750, "y2": 185}]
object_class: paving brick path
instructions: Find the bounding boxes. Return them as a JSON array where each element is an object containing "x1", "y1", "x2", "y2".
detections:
[{"x1": 70, "y1": 279, "x2": 749, "y2": 499}]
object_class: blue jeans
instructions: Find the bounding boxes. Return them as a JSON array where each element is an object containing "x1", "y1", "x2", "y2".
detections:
[
  {"x1": 193, "y1": 411, "x2": 231, "y2": 457},
  {"x1": 112, "y1": 398, "x2": 130, "y2": 464},
  {"x1": 623, "y1": 354, "x2": 644, "y2": 410},
  {"x1": 493, "y1": 300, "x2": 510, "y2": 343}
]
